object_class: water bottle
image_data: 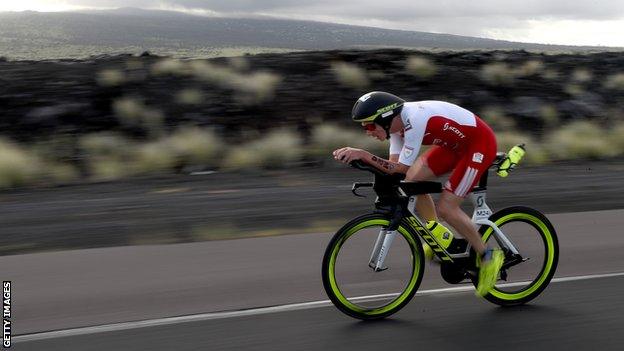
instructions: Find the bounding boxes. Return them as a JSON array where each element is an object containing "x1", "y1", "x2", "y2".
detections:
[
  {"x1": 426, "y1": 221, "x2": 454, "y2": 248},
  {"x1": 497, "y1": 144, "x2": 526, "y2": 177},
  {"x1": 423, "y1": 221, "x2": 454, "y2": 260}
]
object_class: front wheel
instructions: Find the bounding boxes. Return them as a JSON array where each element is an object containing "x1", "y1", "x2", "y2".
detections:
[
  {"x1": 476, "y1": 206, "x2": 559, "y2": 306},
  {"x1": 322, "y1": 213, "x2": 425, "y2": 320}
]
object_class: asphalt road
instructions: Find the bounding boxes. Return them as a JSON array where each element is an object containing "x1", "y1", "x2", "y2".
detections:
[
  {"x1": 3, "y1": 209, "x2": 624, "y2": 342},
  {"x1": 12, "y1": 275, "x2": 624, "y2": 351}
]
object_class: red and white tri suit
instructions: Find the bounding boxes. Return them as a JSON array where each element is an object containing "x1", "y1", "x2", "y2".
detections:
[{"x1": 389, "y1": 101, "x2": 497, "y2": 198}]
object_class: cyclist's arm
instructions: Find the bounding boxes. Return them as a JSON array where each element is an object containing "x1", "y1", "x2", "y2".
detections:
[{"x1": 360, "y1": 152, "x2": 409, "y2": 175}]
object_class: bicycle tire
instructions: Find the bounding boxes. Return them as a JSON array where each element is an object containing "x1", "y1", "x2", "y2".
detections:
[
  {"x1": 322, "y1": 213, "x2": 425, "y2": 320},
  {"x1": 476, "y1": 206, "x2": 559, "y2": 306}
]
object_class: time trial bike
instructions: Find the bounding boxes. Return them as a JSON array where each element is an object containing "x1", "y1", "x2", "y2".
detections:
[{"x1": 321, "y1": 149, "x2": 559, "y2": 320}]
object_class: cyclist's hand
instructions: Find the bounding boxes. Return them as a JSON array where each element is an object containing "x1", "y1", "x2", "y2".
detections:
[{"x1": 333, "y1": 147, "x2": 366, "y2": 164}]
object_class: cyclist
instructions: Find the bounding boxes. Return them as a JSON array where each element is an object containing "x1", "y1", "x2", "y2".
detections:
[{"x1": 333, "y1": 91, "x2": 504, "y2": 297}]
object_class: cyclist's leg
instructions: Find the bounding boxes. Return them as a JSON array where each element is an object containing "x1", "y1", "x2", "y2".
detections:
[
  {"x1": 407, "y1": 146, "x2": 457, "y2": 221},
  {"x1": 436, "y1": 118, "x2": 497, "y2": 254},
  {"x1": 438, "y1": 190, "x2": 487, "y2": 253},
  {"x1": 436, "y1": 151, "x2": 496, "y2": 254}
]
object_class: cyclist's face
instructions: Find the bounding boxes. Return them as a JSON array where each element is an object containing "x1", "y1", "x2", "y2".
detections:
[{"x1": 362, "y1": 123, "x2": 386, "y2": 141}]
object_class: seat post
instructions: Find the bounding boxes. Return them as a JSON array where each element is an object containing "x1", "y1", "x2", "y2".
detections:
[{"x1": 472, "y1": 168, "x2": 489, "y2": 193}]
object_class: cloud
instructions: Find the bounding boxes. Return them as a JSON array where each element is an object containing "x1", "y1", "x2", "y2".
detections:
[
  {"x1": 22, "y1": 0, "x2": 624, "y2": 45},
  {"x1": 66, "y1": 0, "x2": 624, "y2": 21}
]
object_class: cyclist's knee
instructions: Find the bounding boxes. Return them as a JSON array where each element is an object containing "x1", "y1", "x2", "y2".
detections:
[{"x1": 406, "y1": 157, "x2": 436, "y2": 181}]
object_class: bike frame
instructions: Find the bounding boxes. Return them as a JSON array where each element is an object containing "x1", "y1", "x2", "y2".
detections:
[{"x1": 368, "y1": 187, "x2": 520, "y2": 271}]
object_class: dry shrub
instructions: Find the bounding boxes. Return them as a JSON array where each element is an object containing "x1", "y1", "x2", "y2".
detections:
[
  {"x1": 133, "y1": 140, "x2": 178, "y2": 174},
  {"x1": 405, "y1": 56, "x2": 437, "y2": 79},
  {"x1": 331, "y1": 62, "x2": 370, "y2": 89},
  {"x1": 96, "y1": 69, "x2": 126, "y2": 87},
  {"x1": 608, "y1": 122, "x2": 624, "y2": 155},
  {"x1": 234, "y1": 72, "x2": 282, "y2": 104},
  {"x1": 480, "y1": 106, "x2": 516, "y2": 131},
  {"x1": 151, "y1": 59, "x2": 189, "y2": 76},
  {"x1": 222, "y1": 129, "x2": 303, "y2": 170},
  {"x1": 564, "y1": 83, "x2": 584, "y2": 96},
  {"x1": 542, "y1": 69, "x2": 560, "y2": 81},
  {"x1": 309, "y1": 124, "x2": 388, "y2": 158},
  {"x1": 545, "y1": 121, "x2": 618, "y2": 160},
  {"x1": 189, "y1": 61, "x2": 281, "y2": 104},
  {"x1": 539, "y1": 105, "x2": 559, "y2": 128},
  {"x1": 79, "y1": 133, "x2": 135, "y2": 180},
  {"x1": 47, "y1": 163, "x2": 80, "y2": 183},
  {"x1": 572, "y1": 68, "x2": 593, "y2": 83},
  {"x1": 166, "y1": 127, "x2": 223, "y2": 167},
  {"x1": 515, "y1": 60, "x2": 544, "y2": 77},
  {"x1": 604, "y1": 73, "x2": 624, "y2": 90},
  {"x1": 112, "y1": 97, "x2": 165, "y2": 136},
  {"x1": 0, "y1": 139, "x2": 42, "y2": 188},
  {"x1": 495, "y1": 132, "x2": 548, "y2": 165},
  {"x1": 228, "y1": 57, "x2": 250, "y2": 71},
  {"x1": 175, "y1": 89, "x2": 204, "y2": 105},
  {"x1": 480, "y1": 62, "x2": 515, "y2": 86}
]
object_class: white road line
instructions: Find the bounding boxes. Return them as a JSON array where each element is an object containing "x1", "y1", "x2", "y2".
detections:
[{"x1": 14, "y1": 271, "x2": 624, "y2": 343}]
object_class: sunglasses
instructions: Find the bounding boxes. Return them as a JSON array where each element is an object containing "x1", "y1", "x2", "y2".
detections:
[{"x1": 363, "y1": 123, "x2": 376, "y2": 132}]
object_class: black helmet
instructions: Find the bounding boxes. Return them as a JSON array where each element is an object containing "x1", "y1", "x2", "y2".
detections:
[{"x1": 352, "y1": 91, "x2": 405, "y2": 130}]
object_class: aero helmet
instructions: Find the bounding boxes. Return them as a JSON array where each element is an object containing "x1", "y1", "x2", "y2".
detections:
[{"x1": 352, "y1": 91, "x2": 405, "y2": 132}]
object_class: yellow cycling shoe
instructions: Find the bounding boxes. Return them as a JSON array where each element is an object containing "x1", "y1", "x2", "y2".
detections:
[{"x1": 476, "y1": 249, "x2": 504, "y2": 297}]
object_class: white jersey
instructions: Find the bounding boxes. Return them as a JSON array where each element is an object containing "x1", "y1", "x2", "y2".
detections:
[{"x1": 389, "y1": 101, "x2": 479, "y2": 166}]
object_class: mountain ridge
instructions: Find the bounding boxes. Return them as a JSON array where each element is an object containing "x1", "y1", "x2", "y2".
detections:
[{"x1": 0, "y1": 8, "x2": 618, "y2": 60}]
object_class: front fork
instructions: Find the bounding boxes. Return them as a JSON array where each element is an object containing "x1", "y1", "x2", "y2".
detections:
[
  {"x1": 369, "y1": 201, "x2": 405, "y2": 272},
  {"x1": 368, "y1": 229, "x2": 397, "y2": 272}
]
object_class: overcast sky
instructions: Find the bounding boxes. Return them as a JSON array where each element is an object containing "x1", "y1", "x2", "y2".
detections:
[{"x1": 2, "y1": 0, "x2": 624, "y2": 47}]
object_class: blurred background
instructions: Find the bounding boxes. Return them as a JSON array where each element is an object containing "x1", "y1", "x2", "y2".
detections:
[
  {"x1": 1, "y1": 2, "x2": 624, "y2": 350},
  {"x1": 1, "y1": 6, "x2": 624, "y2": 254}
]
